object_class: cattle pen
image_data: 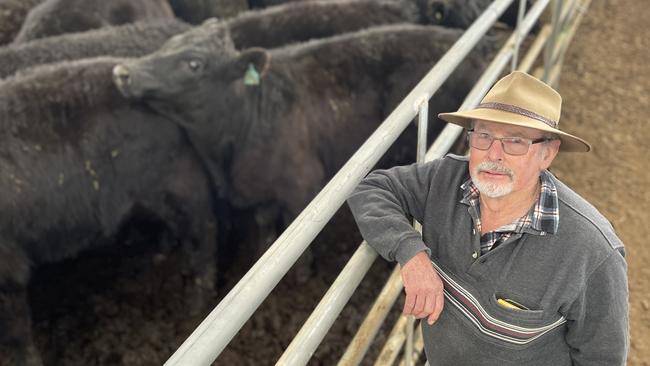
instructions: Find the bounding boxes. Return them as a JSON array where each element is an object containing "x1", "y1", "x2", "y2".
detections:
[{"x1": 162, "y1": 0, "x2": 592, "y2": 365}]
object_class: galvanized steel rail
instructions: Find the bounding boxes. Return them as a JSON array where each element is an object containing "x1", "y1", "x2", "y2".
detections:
[{"x1": 164, "y1": 0, "x2": 590, "y2": 364}]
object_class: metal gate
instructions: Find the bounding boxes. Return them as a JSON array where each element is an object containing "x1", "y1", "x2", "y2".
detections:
[{"x1": 164, "y1": 0, "x2": 591, "y2": 364}]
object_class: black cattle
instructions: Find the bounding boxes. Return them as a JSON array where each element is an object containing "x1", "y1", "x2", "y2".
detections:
[
  {"x1": 247, "y1": 0, "x2": 295, "y2": 8},
  {"x1": 13, "y1": 0, "x2": 174, "y2": 43},
  {"x1": 1, "y1": 0, "x2": 486, "y2": 80},
  {"x1": 0, "y1": 0, "x2": 43, "y2": 45},
  {"x1": 425, "y1": 0, "x2": 536, "y2": 29},
  {"x1": 246, "y1": 0, "x2": 534, "y2": 30},
  {"x1": 169, "y1": 0, "x2": 248, "y2": 23},
  {"x1": 113, "y1": 22, "x2": 495, "y2": 277},
  {"x1": 0, "y1": 19, "x2": 191, "y2": 79},
  {"x1": 225, "y1": 0, "x2": 431, "y2": 50},
  {"x1": 0, "y1": 57, "x2": 217, "y2": 365}
]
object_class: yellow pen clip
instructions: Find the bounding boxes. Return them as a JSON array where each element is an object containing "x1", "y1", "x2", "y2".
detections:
[{"x1": 497, "y1": 298, "x2": 523, "y2": 310}]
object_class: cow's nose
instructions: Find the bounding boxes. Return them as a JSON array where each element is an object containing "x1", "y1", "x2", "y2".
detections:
[{"x1": 112, "y1": 64, "x2": 131, "y2": 86}]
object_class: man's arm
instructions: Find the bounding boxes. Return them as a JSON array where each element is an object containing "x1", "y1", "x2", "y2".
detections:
[
  {"x1": 566, "y1": 249, "x2": 629, "y2": 365},
  {"x1": 347, "y1": 161, "x2": 444, "y2": 324},
  {"x1": 347, "y1": 162, "x2": 435, "y2": 264}
]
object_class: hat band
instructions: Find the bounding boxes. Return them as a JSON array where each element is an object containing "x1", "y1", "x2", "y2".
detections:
[{"x1": 477, "y1": 102, "x2": 558, "y2": 129}]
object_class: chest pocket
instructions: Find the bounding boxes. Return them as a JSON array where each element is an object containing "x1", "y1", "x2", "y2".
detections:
[{"x1": 431, "y1": 260, "x2": 567, "y2": 349}]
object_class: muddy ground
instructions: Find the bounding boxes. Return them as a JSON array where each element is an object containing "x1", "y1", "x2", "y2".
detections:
[
  {"x1": 25, "y1": 0, "x2": 649, "y2": 365},
  {"x1": 552, "y1": 0, "x2": 650, "y2": 364}
]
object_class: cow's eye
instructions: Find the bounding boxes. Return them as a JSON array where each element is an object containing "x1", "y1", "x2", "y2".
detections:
[
  {"x1": 430, "y1": 2, "x2": 446, "y2": 23},
  {"x1": 187, "y1": 59, "x2": 203, "y2": 71}
]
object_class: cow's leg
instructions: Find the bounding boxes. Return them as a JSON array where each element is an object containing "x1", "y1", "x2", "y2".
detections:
[
  {"x1": 0, "y1": 244, "x2": 42, "y2": 366},
  {"x1": 155, "y1": 156, "x2": 219, "y2": 316},
  {"x1": 0, "y1": 287, "x2": 42, "y2": 366},
  {"x1": 213, "y1": 204, "x2": 279, "y2": 293},
  {"x1": 180, "y1": 213, "x2": 218, "y2": 316},
  {"x1": 273, "y1": 157, "x2": 327, "y2": 285},
  {"x1": 279, "y1": 209, "x2": 314, "y2": 284},
  {"x1": 230, "y1": 204, "x2": 312, "y2": 285},
  {"x1": 253, "y1": 204, "x2": 281, "y2": 258},
  {"x1": 154, "y1": 198, "x2": 218, "y2": 316}
]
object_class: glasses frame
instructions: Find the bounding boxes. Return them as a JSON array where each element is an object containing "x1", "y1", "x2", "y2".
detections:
[{"x1": 466, "y1": 130, "x2": 552, "y2": 156}]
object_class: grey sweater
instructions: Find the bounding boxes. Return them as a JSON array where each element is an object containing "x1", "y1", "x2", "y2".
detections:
[{"x1": 347, "y1": 154, "x2": 628, "y2": 365}]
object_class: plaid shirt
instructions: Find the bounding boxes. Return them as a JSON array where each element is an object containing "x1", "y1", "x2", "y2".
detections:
[{"x1": 460, "y1": 170, "x2": 559, "y2": 254}]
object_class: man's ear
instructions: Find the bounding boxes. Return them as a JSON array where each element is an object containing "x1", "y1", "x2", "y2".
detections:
[{"x1": 541, "y1": 139, "x2": 561, "y2": 169}]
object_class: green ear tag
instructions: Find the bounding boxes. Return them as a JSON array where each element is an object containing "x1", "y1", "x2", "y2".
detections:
[{"x1": 244, "y1": 63, "x2": 260, "y2": 85}]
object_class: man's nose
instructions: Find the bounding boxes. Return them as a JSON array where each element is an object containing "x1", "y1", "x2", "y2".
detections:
[{"x1": 487, "y1": 139, "x2": 506, "y2": 160}]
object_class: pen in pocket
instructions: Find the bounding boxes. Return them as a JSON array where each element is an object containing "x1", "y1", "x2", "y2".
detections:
[{"x1": 497, "y1": 298, "x2": 529, "y2": 310}]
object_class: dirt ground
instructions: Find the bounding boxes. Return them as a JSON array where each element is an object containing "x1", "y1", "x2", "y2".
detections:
[
  {"x1": 551, "y1": 0, "x2": 650, "y2": 364},
  {"x1": 26, "y1": 0, "x2": 649, "y2": 365}
]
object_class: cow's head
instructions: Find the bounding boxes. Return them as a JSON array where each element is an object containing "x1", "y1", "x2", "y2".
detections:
[
  {"x1": 419, "y1": 0, "x2": 483, "y2": 29},
  {"x1": 112, "y1": 18, "x2": 270, "y2": 129}
]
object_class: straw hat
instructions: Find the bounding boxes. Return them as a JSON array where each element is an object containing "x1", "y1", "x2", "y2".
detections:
[{"x1": 438, "y1": 71, "x2": 591, "y2": 152}]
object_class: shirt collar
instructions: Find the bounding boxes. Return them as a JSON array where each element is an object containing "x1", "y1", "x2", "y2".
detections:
[{"x1": 460, "y1": 170, "x2": 559, "y2": 235}]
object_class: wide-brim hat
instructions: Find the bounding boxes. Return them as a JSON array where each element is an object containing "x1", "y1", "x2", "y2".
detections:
[{"x1": 438, "y1": 71, "x2": 591, "y2": 152}]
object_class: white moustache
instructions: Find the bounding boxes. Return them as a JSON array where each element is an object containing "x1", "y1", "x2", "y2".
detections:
[{"x1": 477, "y1": 161, "x2": 514, "y2": 178}]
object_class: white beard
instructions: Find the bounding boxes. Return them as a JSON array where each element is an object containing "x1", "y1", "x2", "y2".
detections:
[{"x1": 471, "y1": 161, "x2": 514, "y2": 198}]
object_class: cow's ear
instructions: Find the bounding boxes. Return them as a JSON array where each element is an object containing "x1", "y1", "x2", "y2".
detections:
[{"x1": 236, "y1": 48, "x2": 271, "y2": 85}]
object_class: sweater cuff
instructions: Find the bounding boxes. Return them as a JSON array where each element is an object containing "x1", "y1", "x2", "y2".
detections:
[{"x1": 395, "y1": 238, "x2": 431, "y2": 267}]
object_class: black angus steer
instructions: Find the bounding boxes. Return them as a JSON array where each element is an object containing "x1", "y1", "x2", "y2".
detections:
[
  {"x1": 113, "y1": 22, "x2": 495, "y2": 277},
  {"x1": 0, "y1": 57, "x2": 217, "y2": 366},
  {"x1": 0, "y1": 0, "x2": 43, "y2": 45},
  {"x1": 2, "y1": 0, "x2": 412, "y2": 80},
  {"x1": 224, "y1": 0, "x2": 441, "y2": 50},
  {"x1": 1, "y1": 0, "x2": 491, "y2": 79},
  {"x1": 13, "y1": 0, "x2": 174, "y2": 43},
  {"x1": 425, "y1": 0, "x2": 536, "y2": 29},
  {"x1": 0, "y1": 19, "x2": 191, "y2": 79},
  {"x1": 169, "y1": 0, "x2": 248, "y2": 23},
  {"x1": 244, "y1": 0, "x2": 533, "y2": 30}
]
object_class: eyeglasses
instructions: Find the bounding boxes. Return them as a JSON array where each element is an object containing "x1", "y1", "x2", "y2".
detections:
[{"x1": 467, "y1": 130, "x2": 552, "y2": 156}]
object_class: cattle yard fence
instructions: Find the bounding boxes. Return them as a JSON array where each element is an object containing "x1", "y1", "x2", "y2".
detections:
[{"x1": 164, "y1": 0, "x2": 591, "y2": 364}]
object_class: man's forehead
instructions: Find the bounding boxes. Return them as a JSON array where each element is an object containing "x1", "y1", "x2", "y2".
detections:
[{"x1": 473, "y1": 120, "x2": 543, "y2": 137}]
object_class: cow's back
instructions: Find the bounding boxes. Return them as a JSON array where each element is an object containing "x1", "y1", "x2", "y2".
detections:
[
  {"x1": 228, "y1": 24, "x2": 494, "y2": 211},
  {"x1": 13, "y1": 0, "x2": 174, "y2": 43},
  {"x1": 265, "y1": 24, "x2": 492, "y2": 171},
  {"x1": 0, "y1": 58, "x2": 211, "y2": 265},
  {"x1": 1, "y1": 19, "x2": 190, "y2": 79}
]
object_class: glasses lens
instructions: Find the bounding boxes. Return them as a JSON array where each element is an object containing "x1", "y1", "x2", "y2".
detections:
[
  {"x1": 468, "y1": 132, "x2": 531, "y2": 155},
  {"x1": 469, "y1": 132, "x2": 492, "y2": 150},
  {"x1": 501, "y1": 138, "x2": 529, "y2": 155}
]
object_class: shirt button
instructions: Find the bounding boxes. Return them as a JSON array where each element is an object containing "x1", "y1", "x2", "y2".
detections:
[{"x1": 472, "y1": 252, "x2": 478, "y2": 259}]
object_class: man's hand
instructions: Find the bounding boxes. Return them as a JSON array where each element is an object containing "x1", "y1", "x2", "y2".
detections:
[{"x1": 400, "y1": 251, "x2": 444, "y2": 325}]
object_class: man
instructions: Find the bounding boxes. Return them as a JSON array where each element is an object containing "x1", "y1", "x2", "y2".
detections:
[{"x1": 347, "y1": 71, "x2": 628, "y2": 365}]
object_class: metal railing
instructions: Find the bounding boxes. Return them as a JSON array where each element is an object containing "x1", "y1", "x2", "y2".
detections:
[{"x1": 164, "y1": 0, "x2": 590, "y2": 364}]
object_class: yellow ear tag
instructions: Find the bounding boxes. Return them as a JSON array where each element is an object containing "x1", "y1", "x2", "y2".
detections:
[{"x1": 244, "y1": 63, "x2": 260, "y2": 86}]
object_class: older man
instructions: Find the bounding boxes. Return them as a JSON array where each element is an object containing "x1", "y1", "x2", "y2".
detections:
[{"x1": 347, "y1": 71, "x2": 628, "y2": 365}]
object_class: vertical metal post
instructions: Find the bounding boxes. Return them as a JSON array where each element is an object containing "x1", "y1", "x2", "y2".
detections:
[
  {"x1": 404, "y1": 99, "x2": 429, "y2": 366},
  {"x1": 398, "y1": 326, "x2": 424, "y2": 366},
  {"x1": 511, "y1": 0, "x2": 527, "y2": 71},
  {"x1": 544, "y1": 0, "x2": 563, "y2": 82},
  {"x1": 415, "y1": 99, "x2": 429, "y2": 164},
  {"x1": 405, "y1": 317, "x2": 415, "y2": 366}
]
